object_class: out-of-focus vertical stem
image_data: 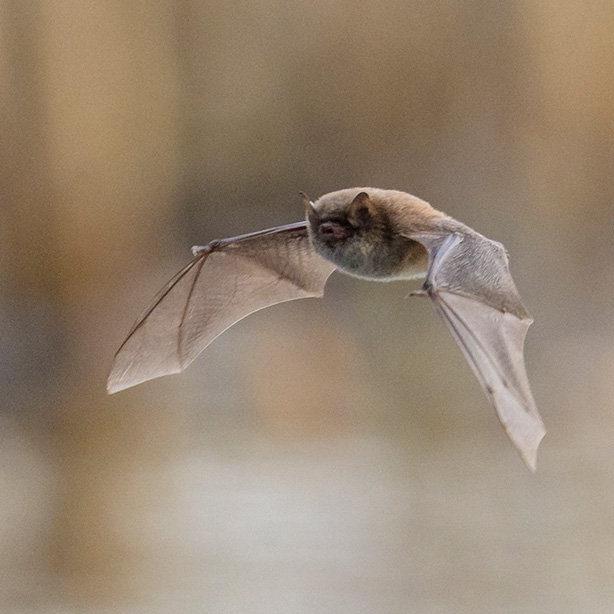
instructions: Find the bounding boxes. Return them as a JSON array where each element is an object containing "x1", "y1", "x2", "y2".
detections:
[{"x1": 1, "y1": 0, "x2": 186, "y2": 606}]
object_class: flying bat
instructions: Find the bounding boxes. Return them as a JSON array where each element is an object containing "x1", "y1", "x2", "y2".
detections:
[{"x1": 107, "y1": 188, "x2": 545, "y2": 469}]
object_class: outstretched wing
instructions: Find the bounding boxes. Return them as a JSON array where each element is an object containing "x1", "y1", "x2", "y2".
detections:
[
  {"x1": 107, "y1": 222, "x2": 335, "y2": 393},
  {"x1": 409, "y1": 231, "x2": 545, "y2": 470}
]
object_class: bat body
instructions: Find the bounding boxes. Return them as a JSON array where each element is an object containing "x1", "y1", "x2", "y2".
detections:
[{"x1": 108, "y1": 188, "x2": 545, "y2": 469}]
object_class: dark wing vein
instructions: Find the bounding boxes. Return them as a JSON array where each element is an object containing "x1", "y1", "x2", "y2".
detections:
[
  {"x1": 114, "y1": 255, "x2": 206, "y2": 358},
  {"x1": 177, "y1": 254, "x2": 207, "y2": 369}
]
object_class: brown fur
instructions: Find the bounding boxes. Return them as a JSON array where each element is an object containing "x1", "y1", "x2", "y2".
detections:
[
  {"x1": 308, "y1": 188, "x2": 453, "y2": 281},
  {"x1": 314, "y1": 187, "x2": 451, "y2": 232}
]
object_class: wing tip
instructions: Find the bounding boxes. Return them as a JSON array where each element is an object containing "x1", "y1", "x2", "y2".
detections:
[
  {"x1": 518, "y1": 424, "x2": 546, "y2": 472},
  {"x1": 106, "y1": 369, "x2": 137, "y2": 395},
  {"x1": 106, "y1": 361, "x2": 184, "y2": 395},
  {"x1": 106, "y1": 377, "x2": 130, "y2": 395}
]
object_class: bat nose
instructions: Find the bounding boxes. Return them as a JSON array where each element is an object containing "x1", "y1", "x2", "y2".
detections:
[{"x1": 318, "y1": 222, "x2": 350, "y2": 243}]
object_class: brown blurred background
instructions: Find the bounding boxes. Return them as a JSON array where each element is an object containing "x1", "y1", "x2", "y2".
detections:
[{"x1": 1, "y1": 1, "x2": 614, "y2": 612}]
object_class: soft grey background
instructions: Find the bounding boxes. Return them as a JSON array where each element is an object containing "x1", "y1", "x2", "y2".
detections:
[{"x1": 1, "y1": 1, "x2": 613, "y2": 612}]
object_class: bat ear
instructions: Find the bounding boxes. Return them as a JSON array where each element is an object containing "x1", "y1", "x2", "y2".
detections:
[
  {"x1": 299, "y1": 191, "x2": 319, "y2": 224},
  {"x1": 348, "y1": 191, "x2": 376, "y2": 228}
]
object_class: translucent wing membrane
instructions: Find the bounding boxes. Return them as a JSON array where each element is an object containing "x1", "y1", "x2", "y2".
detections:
[
  {"x1": 107, "y1": 223, "x2": 335, "y2": 393},
  {"x1": 410, "y1": 231, "x2": 545, "y2": 469},
  {"x1": 432, "y1": 292, "x2": 545, "y2": 469}
]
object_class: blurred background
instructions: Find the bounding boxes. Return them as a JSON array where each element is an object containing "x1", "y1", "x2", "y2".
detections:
[{"x1": 1, "y1": 1, "x2": 614, "y2": 612}]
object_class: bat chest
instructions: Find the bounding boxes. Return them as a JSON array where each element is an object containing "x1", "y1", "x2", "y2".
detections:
[{"x1": 316, "y1": 235, "x2": 428, "y2": 281}]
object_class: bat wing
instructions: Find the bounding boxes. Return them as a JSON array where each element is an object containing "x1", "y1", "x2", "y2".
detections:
[
  {"x1": 107, "y1": 222, "x2": 335, "y2": 393},
  {"x1": 409, "y1": 231, "x2": 545, "y2": 470}
]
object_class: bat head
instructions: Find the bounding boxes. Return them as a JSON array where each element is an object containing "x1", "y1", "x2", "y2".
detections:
[
  {"x1": 304, "y1": 190, "x2": 377, "y2": 246},
  {"x1": 304, "y1": 188, "x2": 412, "y2": 279}
]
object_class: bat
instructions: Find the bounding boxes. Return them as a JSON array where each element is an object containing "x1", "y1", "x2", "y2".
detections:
[{"x1": 108, "y1": 188, "x2": 545, "y2": 470}]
